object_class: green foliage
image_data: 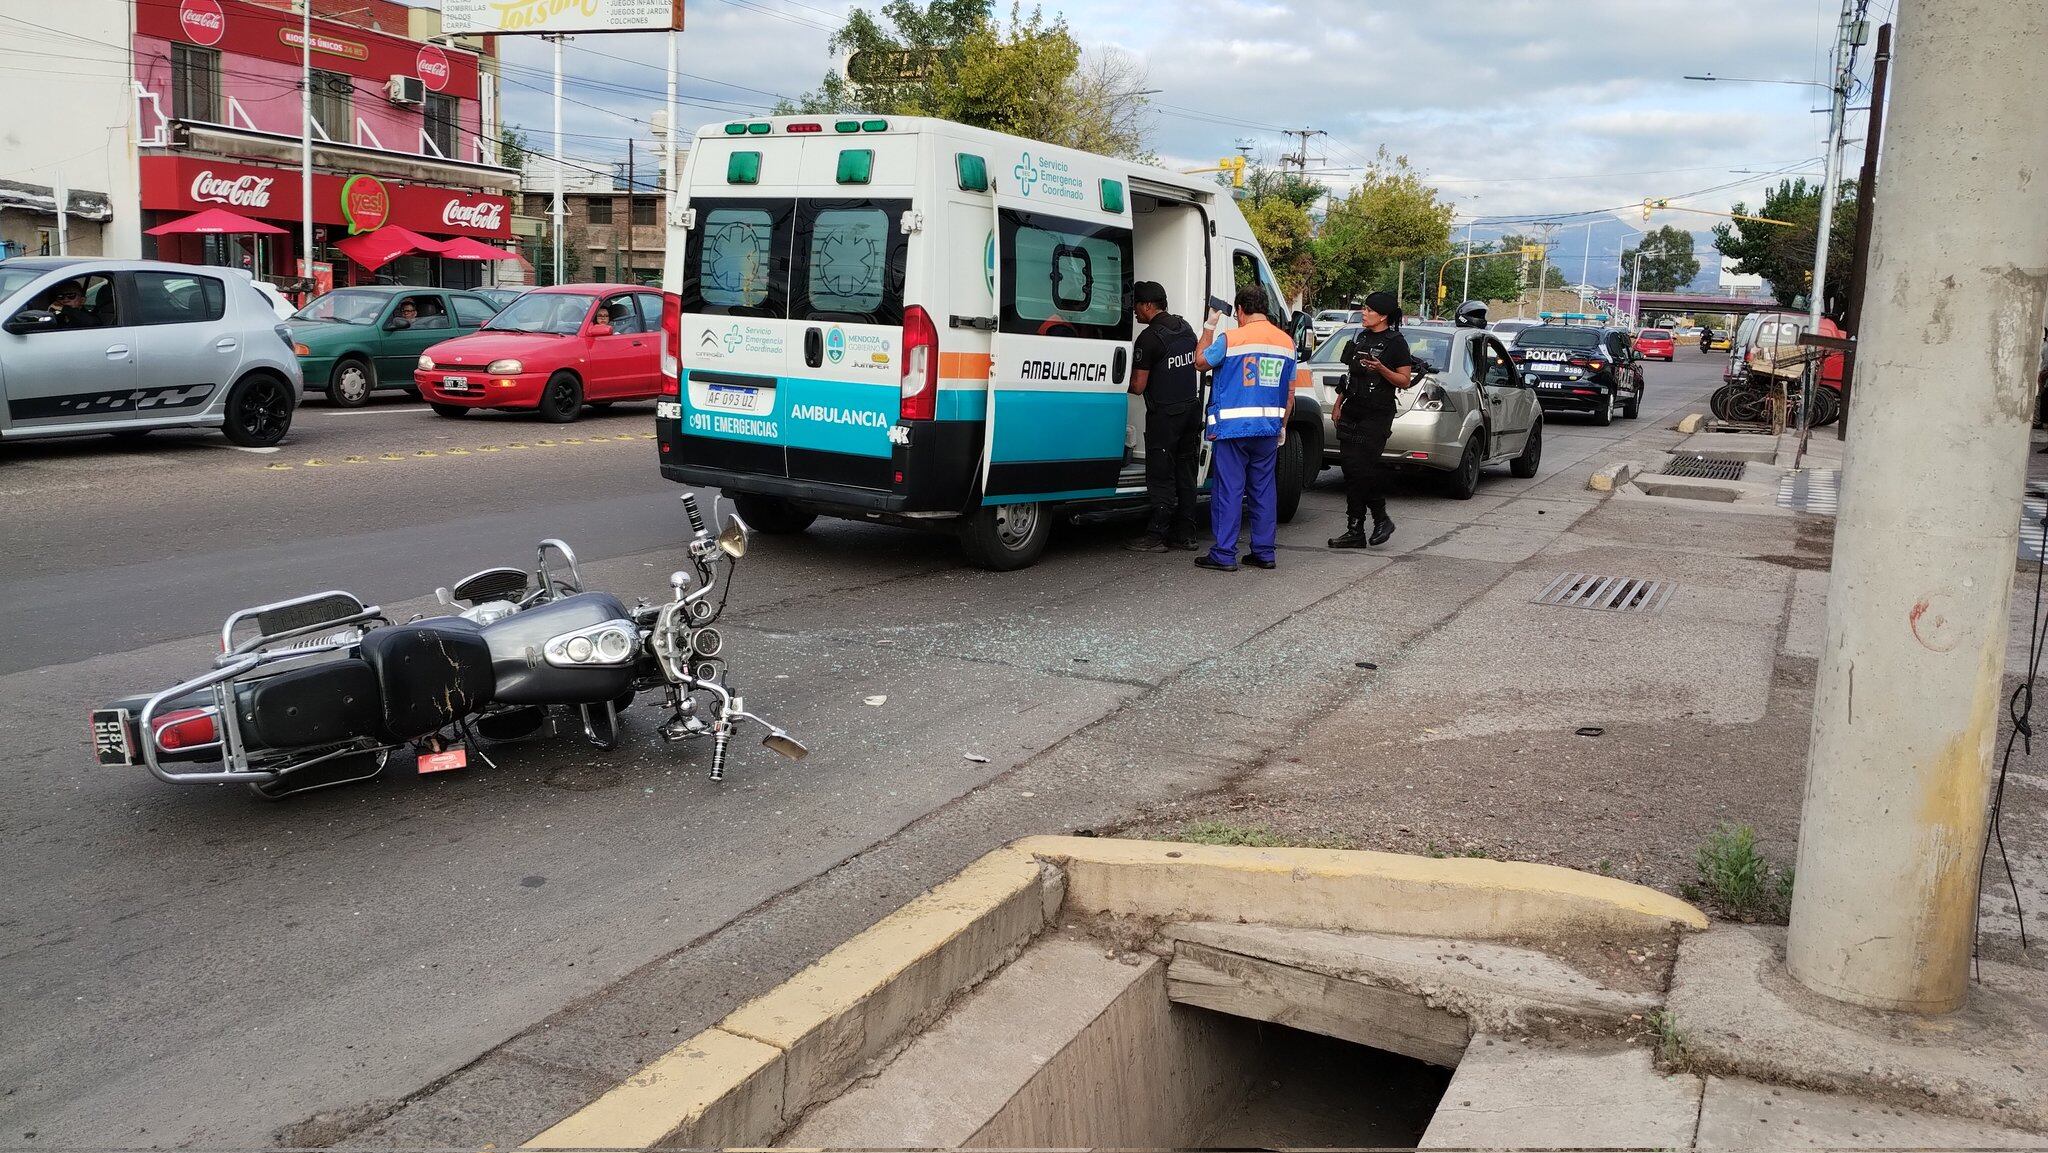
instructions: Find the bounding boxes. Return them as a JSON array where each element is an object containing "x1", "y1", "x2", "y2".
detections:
[
  {"x1": 1623, "y1": 225, "x2": 1703, "y2": 294},
  {"x1": 1177, "y1": 821, "x2": 1286, "y2": 848},
  {"x1": 1244, "y1": 195, "x2": 1315, "y2": 304},
  {"x1": 783, "y1": 1, "x2": 1152, "y2": 160},
  {"x1": 1695, "y1": 823, "x2": 1795, "y2": 922},
  {"x1": 1713, "y1": 178, "x2": 1857, "y2": 317},
  {"x1": 1313, "y1": 148, "x2": 1454, "y2": 305},
  {"x1": 498, "y1": 122, "x2": 531, "y2": 168},
  {"x1": 1649, "y1": 1010, "x2": 1689, "y2": 1068}
]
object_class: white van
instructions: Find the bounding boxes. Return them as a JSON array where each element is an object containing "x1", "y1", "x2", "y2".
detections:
[{"x1": 655, "y1": 116, "x2": 1321, "y2": 569}]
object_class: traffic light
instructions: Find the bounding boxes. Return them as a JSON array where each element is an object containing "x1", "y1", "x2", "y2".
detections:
[
  {"x1": 1217, "y1": 155, "x2": 1247, "y2": 188},
  {"x1": 1521, "y1": 245, "x2": 1545, "y2": 260},
  {"x1": 1642, "y1": 198, "x2": 1669, "y2": 220}
]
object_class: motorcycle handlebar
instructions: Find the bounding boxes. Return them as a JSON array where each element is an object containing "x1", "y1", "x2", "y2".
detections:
[{"x1": 681, "y1": 493, "x2": 707, "y2": 537}]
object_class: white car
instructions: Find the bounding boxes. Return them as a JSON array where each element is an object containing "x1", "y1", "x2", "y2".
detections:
[{"x1": 1312, "y1": 308, "x2": 1360, "y2": 342}]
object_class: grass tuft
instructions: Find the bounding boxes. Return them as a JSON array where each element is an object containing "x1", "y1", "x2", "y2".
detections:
[{"x1": 1695, "y1": 823, "x2": 1794, "y2": 922}]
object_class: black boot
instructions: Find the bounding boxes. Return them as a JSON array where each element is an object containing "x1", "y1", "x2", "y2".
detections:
[
  {"x1": 1328, "y1": 519, "x2": 1370, "y2": 549},
  {"x1": 1368, "y1": 516, "x2": 1396, "y2": 547}
]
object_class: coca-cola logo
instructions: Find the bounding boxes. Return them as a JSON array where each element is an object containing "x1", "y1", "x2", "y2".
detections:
[
  {"x1": 441, "y1": 199, "x2": 506, "y2": 232},
  {"x1": 179, "y1": 0, "x2": 225, "y2": 46},
  {"x1": 191, "y1": 170, "x2": 275, "y2": 209},
  {"x1": 416, "y1": 45, "x2": 450, "y2": 92}
]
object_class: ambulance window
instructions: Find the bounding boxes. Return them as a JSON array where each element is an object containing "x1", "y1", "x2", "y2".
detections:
[
  {"x1": 682, "y1": 199, "x2": 791, "y2": 318},
  {"x1": 998, "y1": 209, "x2": 1131, "y2": 341},
  {"x1": 791, "y1": 199, "x2": 907, "y2": 324}
]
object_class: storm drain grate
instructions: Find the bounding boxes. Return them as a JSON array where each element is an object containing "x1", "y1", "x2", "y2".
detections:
[
  {"x1": 1777, "y1": 468, "x2": 1840, "y2": 515},
  {"x1": 1535, "y1": 572, "x2": 1675, "y2": 613},
  {"x1": 1663, "y1": 454, "x2": 1749, "y2": 481}
]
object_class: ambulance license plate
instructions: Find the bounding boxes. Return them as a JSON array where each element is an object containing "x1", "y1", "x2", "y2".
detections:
[{"x1": 703, "y1": 384, "x2": 758, "y2": 410}]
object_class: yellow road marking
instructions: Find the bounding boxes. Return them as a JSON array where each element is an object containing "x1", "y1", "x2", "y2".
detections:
[{"x1": 261, "y1": 427, "x2": 653, "y2": 474}]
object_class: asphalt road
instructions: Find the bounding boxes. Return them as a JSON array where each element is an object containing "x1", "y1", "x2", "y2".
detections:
[{"x1": 0, "y1": 354, "x2": 1731, "y2": 1145}]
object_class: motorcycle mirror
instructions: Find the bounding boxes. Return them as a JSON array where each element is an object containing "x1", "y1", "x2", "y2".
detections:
[
  {"x1": 716, "y1": 514, "x2": 752, "y2": 560},
  {"x1": 761, "y1": 727, "x2": 808, "y2": 761},
  {"x1": 435, "y1": 586, "x2": 456, "y2": 607}
]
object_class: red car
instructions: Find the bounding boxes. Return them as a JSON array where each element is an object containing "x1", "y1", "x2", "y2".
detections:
[
  {"x1": 416, "y1": 285, "x2": 664, "y2": 422},
  {"x1": 1636, "y1": 327, "x2": 1676, "y2": 361}
]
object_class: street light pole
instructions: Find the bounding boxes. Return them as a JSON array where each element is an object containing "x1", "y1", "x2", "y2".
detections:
[
  {"x1": 300, "y1": 0, "x2": 313, "y2": 298},
  {"x1": 1808, "y1": 0, "x2": 1859, "y2": 329}
]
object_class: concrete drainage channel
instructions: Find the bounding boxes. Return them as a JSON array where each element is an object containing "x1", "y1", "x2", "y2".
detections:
[
  {"x1": 1588, "y1": 424, "x2": 1839, "y2": 515},
  {"x1": 522, "y1": 838, "x2": 1704, "y2": 1150}
]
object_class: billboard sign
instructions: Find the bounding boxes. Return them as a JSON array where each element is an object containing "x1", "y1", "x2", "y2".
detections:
[{"x1": 440, "y1": 0, "x2": 684, "y2": 34}]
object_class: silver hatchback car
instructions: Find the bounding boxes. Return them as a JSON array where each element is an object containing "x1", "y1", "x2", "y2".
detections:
[
  {"x1": 0, "y1": 258, "x2": 302, "y2": 447},
  {"x1": 1303, "y1": 324, "x2": 1545, "y2": 498}
]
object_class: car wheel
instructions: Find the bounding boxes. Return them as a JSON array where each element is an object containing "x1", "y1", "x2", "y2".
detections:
[
  {"x1": 1623, "y1": 384, "x2": 1641, "y2": 420},
  {"x1": 429, "y1": 403, "x2": 469, "y2": 419},
  {"x1": 732, "y1": 493, "x2": 817, "y2": 535},
  {"x1": 1510, "y1": 418, "x2": 1543, "y2": 478},
  {"x1": 1447, "y1": 434, "x2": 1483, "y2": 499},
  {"x1": 1275, "y1": 434, "x2": 1305, "y2": 523},
  {"x1": 328, "y1": 357, "x2": 374, "y2": 408},
  {"x1": 222, "y1": 372, "x2": 295, "y2": 447},
  {"x1": 537, "y1": 373, "x2": 583, "y2": 423},
  {"x1": 960, "y1": 501, "x2": 1050, "y2": 571},
  {"x1": 1592, "y1": 390, "x2": 1615, "y2": 427}
]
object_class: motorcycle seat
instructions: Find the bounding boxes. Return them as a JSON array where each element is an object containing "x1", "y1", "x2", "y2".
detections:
[{"x1": 358, "y1": 620, "x2": 496, "y2": 740}]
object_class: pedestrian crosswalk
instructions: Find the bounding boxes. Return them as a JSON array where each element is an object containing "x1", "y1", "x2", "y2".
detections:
[{"x1": 1781, "y1": 472, "x2": 2048, "y2": 563}]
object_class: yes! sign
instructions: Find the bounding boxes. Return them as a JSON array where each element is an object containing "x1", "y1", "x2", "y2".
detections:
[{"x1": 342, "y1": 175, "x2": 391, "y2": 234}]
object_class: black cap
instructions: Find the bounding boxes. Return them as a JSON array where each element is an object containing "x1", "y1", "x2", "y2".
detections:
[{"x1": 1131, "y1": 281, "x2": 1168, "y2": 307}]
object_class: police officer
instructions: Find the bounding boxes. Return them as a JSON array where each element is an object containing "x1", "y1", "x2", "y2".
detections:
[
  {"x1": 1125, "y1": 282, "x2": 1202, "y2": 551},
  {"x1": 1329, "y1": 290, "x2": 1415, "y2": 549}
]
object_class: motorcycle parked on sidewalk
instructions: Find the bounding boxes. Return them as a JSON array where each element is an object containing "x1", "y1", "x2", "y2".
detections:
[{"x1": 88, "y1": 494, "x2": 807, "y2": 798}]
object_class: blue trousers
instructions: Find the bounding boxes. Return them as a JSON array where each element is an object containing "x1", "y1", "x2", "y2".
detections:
[{"x1": 1207, "y1": 435, "x2": 1278, "y2": 565}]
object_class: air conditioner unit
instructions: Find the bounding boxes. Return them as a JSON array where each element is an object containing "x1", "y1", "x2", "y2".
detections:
[{"x1": 387, "y1": 75, "x2": 425, "y2": 106}]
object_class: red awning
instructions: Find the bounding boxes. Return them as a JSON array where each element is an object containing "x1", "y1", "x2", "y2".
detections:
[
  {"x1": 435, "y1": 236, "x2": 523, "y2": 262},
  {"x1": 334, "y1": 225, "x2": 443, "y2": 272},
  {"x1": 146, "y1": 208, "x2": 289, "y2": 236}
]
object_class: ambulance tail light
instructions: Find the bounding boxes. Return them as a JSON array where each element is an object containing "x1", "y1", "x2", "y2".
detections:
[
  {"x1": 900, "y1": 304, "x2": 938, "y2": 421},
  {"x1": 660, "y1": 291, "x2": 681, "y2": 397}
]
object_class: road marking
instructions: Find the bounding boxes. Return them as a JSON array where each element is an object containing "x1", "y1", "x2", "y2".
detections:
[{"x1": 252, "y1": 429, "x2": 656, "y2": 474}]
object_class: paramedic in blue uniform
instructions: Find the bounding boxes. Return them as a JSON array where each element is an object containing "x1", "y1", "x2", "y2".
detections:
[
  {"x1": 1125, "y1": 281, "x2": 1202, "y2": 551},
  {"x1": 1193, "y1": 285, "x2": 1297, "y2": 571}
]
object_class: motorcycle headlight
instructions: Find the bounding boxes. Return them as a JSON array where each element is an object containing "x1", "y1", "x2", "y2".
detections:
[
  {"x1": 418, "y1": 354, "x2": 435, "y2": 371},
  {"x1": 543, "y1": 618, "x2": 639, "y2": 668},
  {"x1": 487, "y1": 358, "x2": 524, "y2": 375},
  {"x1": 595, "y1": 627, "x2": 634, "y2": 663}
]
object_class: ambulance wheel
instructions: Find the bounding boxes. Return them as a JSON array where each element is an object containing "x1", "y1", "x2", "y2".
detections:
[
  {"x1": 1275, "y1": 435, "x2": 1305, "y2": 523},
  {"x1": 732, "y1": 494, "x2": 816, "y2": 535},
  {"x1": 960, "y1": 502, "x2": 1049, "y2": 571}
]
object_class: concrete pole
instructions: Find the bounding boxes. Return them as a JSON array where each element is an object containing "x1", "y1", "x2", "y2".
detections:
[
  {"x1": 1461, "y1": 222, "x2": 1472, "y2": 303},
  {"x1": 1807, "y1": 0, "x2": 1856, "y2": 329},
  {"x1": 1786, "y1": 0, "x2": 2048, "y2": 1014},
  {"x1": 552, "y1": 35, "x2": 564, "y2": 287},
  {"x1": 1838, "y1": 22, "x2": 1893, "y2": 441}
]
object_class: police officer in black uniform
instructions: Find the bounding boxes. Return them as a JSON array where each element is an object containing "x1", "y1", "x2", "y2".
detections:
[
  {"x1": 1329, "y1": 290, "x2": 1416, "y2": 549},
  {"x1": 1125, "y1": 281, "x2": 1203, "y2": 551}
]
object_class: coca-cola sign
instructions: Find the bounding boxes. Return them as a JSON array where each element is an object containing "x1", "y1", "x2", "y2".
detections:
[
  {"x1": 190, "y1": 170, "x2": 275, "y2": 209},
  {"x1": 441, "y1": 199, "x2": 506, "y2": 232},
  {"x1": 179, "y1": 0, "x2": 225, "y2": 46},
  {"x1": 416, "y1": 45, "x2": 451, "y2": 92}
]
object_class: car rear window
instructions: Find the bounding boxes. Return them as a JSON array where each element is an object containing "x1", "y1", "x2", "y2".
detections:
[
  {"x1": 1516, "y1": 327, "x2": 1602, "y2": 351},
  {"x1": 1641, "y1": 329, "x2": 1672, "y2": 337}
]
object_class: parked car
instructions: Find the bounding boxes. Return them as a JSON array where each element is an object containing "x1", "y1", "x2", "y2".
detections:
[
  {"x1": 1311, "y1": 308, "x2": 1360, "y2": 342},
  {"x1": 1491, "y1": 317, "x2": 1539, "y2": 341},
  {"x1": 1509, "y1": 317, "x2": 1646, "y2": 425},
  {"x1": 289, "y1": 285, "x2": 501, "y2": 406},
  {"x1": 1636, "y1": 327, "x2": 1676, "y2": 360},
  {"x1": 415, "y1": 285, "x2": 664, "y2": 423},
  {"x1": 1301, "y1": 323, "x2": 1544, "y2": 497},
  {"x1": 471, "y1": 287, "x2": 528, "y2": 312},
  {"x1": 0, "y1": 257, "x2": 300, "y2": 447}
]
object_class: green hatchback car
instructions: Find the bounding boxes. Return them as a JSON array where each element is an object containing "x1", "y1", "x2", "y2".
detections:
[{"x1": 289, "y1": 286, "x2": 501, "y2": 406}]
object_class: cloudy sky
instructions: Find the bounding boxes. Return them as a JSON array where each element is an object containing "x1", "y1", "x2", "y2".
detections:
[{"x1": 490, "y1": 0, "x2": 1884, "y2": 289}]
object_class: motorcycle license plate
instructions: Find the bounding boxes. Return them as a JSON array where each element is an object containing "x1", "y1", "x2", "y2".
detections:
[
  {"x1": 418, "y1": 745, "x2": 468, "y2": 774},
  {"x1": 90, "y1": 708, "x2": 136, "y2": 766},
  {"x1": 441, "y1": 375, "x2": 471, "y2": 393}
]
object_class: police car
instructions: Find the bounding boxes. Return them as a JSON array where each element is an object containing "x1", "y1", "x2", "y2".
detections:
[{"x1": 1507, "y1": 313, "x2": 1645, "y2": 426}]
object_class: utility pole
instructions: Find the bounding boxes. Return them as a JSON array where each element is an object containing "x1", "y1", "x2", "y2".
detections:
[
  {"x1": 1278, "y1": 128, "x2": 1325, "y2": 178},
  {"x1": 1836, "y1": 21, "x2": 1891, "y2": 440},
  {"x1": 1531, "y1": 222, "x2": 1556, "y2": 314},
  {"x1": 1808, "y1": 0, "x2": 1863, "y2": 329},
  {"x1": 1786, "y1": 0, "x2": 2048, "y2": 1014}
]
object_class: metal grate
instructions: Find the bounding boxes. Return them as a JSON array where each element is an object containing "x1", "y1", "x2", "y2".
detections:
[
  {"x1": 1535, "y1": 572, "x2": 1674, "y2": 613},
  {"x1": 1776, "y1": 468, "x2": 1840, "y2": 515},
  {"x1": 1663, "y1": 454, "x2": 1748, "y2": 481}
]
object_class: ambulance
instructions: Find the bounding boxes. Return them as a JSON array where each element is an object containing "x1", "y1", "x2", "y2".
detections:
[{"x1": 654, "y1": 116, "x2": 1322, "y2": 569}]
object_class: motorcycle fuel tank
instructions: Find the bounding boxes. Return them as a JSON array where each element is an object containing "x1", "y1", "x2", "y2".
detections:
[{"x1": 481, "y1": 592, "x2": 637, "y2": 705}]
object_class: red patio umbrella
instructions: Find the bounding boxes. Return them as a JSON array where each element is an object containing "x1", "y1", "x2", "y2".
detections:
[
  {"x1": 334, "y1": 225, "x2": 445, "y2": 273},
  {"x1": 435, "y1": 236, "x2": 522, "y2": 262},
  {"x1": 146, "y1": 207, "x2": 289, "y2": 236}
]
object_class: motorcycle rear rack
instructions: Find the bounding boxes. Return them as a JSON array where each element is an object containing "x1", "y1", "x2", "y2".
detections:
[{"x1": 222, "y1": 590, "x2": 388, "y2": 658}]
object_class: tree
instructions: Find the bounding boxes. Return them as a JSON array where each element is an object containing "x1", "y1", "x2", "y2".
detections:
[
  {"x1": 784, "y1": 2, "x2": 1154, "y2": 160},
  {"x1": 1713, "y1": 178, "x2": 1858, "y2": 317},
  {"x1": 1243, "y1": 195, "x2": 1314, "y2": 305},
  {"x1": 1312, "y1": 148, "x2": 1453, "y2": 306},
  {"x1": 499, "y1": 123, "x2": 530, "y2": 170},
  {"x1": 1621, "y1": 225, "x2": 1702, "y2": 294}
]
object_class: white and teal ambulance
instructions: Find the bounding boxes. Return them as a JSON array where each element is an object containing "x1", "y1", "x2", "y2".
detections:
[{"x1": 654, "y1": 116, "x2": 1322, "y2": 569}]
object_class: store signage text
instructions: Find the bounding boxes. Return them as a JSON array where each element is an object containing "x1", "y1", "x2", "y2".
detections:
[
  {"x1": 191, "y1": 170, "x2": 275, "y2": 209},
  {"x1": 343, "y1": 175, "x2": 392, "y2": 234},
  {"x1": 417, "y1": 45, "x2": 451, "y2": 91},
  {"x1": 179, "y1": 0, "x2": 226, "y2": 46},
  {"x1": 441, "y1": 199, "x2": 506, "y2": 231},
  {"x1": 278, "y1": 27, "x2": 371, "y2": 61}
]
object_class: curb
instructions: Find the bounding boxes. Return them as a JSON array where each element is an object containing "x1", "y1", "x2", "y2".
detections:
[
  {"x1": 525, "y1": 838, "x2": 1702, "y2": 1148},
  {"x1": 1677, "y1": 412, "x2": 1706, "y2": 434},
  {"x1": 1014, "y1": 835, "x2": 1708, "y2": 939},
  {"x1": 1589, "y1": 461, "x2": 1637, "y2": 492}
]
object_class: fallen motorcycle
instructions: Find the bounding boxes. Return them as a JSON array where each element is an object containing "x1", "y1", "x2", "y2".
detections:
[{"x1": 89, "y1": 494, "x2": 806, "y2": 798}]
